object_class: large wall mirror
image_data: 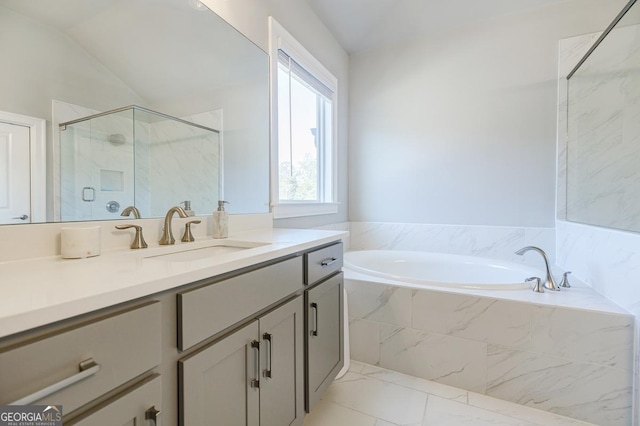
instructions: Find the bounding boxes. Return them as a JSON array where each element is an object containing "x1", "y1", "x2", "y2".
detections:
[
  {"x1": 566, "y1": 0, "x2": 640, "y2": 233},
  {"x1": 0, "y1": 0, "x2": 270, "y2": 225}
]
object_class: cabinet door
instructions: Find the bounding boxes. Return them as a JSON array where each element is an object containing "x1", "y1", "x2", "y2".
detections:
[
  {"x1": 66, "y1": 375, "x2": 162, "y2": 426},
  {"x1": 179, "y1": 321, "x2": 260, "y2": 426},
  {"x1": 306, "y1": 273, "x2": 344, "y2": 412},
  {"x1": 259, "y1": 296, "x2": 304, "y2": 426}
]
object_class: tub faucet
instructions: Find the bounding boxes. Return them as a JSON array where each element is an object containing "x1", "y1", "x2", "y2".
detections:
[
  {"x1": 515, "y1": 246, "x2": 559, "y2": 291},
  {"x1": 159, "y1": 206, "x2": 188, "y2": 245}
]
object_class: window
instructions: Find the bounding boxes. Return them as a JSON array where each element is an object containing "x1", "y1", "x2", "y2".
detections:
[{"x1": 269, "y1": 18, "x2": 338, "y2": 218}]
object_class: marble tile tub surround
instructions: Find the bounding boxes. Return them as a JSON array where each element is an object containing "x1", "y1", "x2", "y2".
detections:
[
  {"x1": 304, "y1": 360, "x2": 596, "y2": 426},
  {"x1": 348, "y1": 221, "x2": 556, "y2": 268},
  {"x1": 345, "y1": 278, "x2": 634, "y2": 425}
]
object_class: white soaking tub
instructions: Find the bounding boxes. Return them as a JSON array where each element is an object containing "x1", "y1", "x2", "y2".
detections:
[{"x1": 344, "y1": 250, "x2": 544, "y2": 290}]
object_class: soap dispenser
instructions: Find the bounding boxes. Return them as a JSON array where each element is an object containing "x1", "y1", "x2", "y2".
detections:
[
  {"x1": 181, "y1": 200, "x2": 195, "y2": 217},
  {"x1": 212, "y1": 200, "x2": 229, "y2": 239}
]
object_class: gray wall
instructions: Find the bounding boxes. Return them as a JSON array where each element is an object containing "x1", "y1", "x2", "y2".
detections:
[{"x1": 348, "y1": 0, "x2": 627, "y2": 227}]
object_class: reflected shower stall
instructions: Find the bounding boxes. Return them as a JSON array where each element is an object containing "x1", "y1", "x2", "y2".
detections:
[{"x1": 59, "y1": 105, "x2": 221, "y2": 221}]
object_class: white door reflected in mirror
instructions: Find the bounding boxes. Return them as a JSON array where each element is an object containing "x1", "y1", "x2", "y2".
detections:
[{"x1": 0, "y1": 121, "x2": 30, "y2": 224}]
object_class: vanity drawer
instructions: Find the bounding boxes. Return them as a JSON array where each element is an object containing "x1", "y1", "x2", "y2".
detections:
[
  {"x1": 305, "y1": 242, "x2": 343, "y2": 285},
  {"x1": 0, "y1": 301, "x2": 161, "y2": 413},
  {"x1": 178, "y1": 256, "x2": 303, "y2": 351}
]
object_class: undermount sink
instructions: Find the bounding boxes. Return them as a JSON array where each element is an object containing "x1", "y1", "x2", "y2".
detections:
[{"x1": 145, "y1": 241, "x2": 268, "y2": 262}]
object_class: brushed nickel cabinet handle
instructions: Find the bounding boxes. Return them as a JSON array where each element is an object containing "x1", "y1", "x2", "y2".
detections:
[
  {"x1": 250, "y1": 340, "x2": 260, "y2": 388},
  {"x1": 145, "y1": 405, "x2": 161, "y2": 426},
  {"x1": 263, "y1": 333, "x2": 273, "y2": 379},
  {"x1": 10, "y1": 358, "x2": 101, "y2": 405},
  {"x1": 310, "y1": 303, "x2": 319, "y2": 337},
  {"x1": 320, "y1": 257, "x2": 338, "y2": 267}
]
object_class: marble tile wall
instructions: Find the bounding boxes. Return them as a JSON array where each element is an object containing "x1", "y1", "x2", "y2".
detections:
[
  {"x1": 147, "y1": 111, "x2": 221, "y2": 217},
  {"x1": 556, "y1": 219, "x2": 640, "y2": 425},
  {"x1": 349, "y1": 222, "x2": 555, "y2": 267},
  {"x1": 564, "y1": 24, "x2": 640, "y2": 233},
  {"x1": 558, "y1": 31, "x2": 640, "y2": 425},
  {"x1": 345, "y1": 278, "x2": 634, "y2": 425}
]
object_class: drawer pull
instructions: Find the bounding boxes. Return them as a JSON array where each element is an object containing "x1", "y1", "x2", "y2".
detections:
[
  {"x1": 263, "y1": 333, "x2": 273, "y2": 379},
  {"x1": 145, "y1": 406, "x2": 161, "y2": 426},
  {"x1": 320, "y1": 257, "x2": 338, "y2": 267},
  {"x1": 250, "y1": 340, "x2": 260, "y2": 388},
  {"x1": 310, "y1": 303, "x2": 319, "y2": 336},
  {"x1": 10, "y1": 358, "x2": 101, "y2": 405}
]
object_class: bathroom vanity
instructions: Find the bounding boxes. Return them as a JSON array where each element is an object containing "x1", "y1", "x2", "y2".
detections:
[{"x1": 0, "y1": 228, "x2": 346, "y2": 425}]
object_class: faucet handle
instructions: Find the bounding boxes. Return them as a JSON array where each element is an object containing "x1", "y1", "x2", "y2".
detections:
[
  {"x1": 115, "y1": 224, "x2": 148, "y2": 249},
  {"x1": 526, "y1": 276, "x2": 544, "y2": 293},
  {"x1": 181, "y1": 220, "x2": 201, "y2": 243},
  {"x1": 560, "y1": 271, "x2": 572, "y2": 288}
]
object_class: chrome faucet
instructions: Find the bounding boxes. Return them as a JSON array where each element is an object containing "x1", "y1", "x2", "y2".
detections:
[
  {"x1": 159, "y1": 206, "x2": 188, "y2": 245},
  {"x1": 515, "y1": 246, "x2": 559, "y2": 291},
  {"x1": 121, "y1": 205, "x2": 141, "y2": 219}
]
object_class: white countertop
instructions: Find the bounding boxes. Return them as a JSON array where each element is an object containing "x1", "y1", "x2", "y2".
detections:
[{"x1": 0, "y1": 228, "x2": 348, "y2": 339}]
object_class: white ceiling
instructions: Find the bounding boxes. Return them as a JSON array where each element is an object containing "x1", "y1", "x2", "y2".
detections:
[{"x1": 306, "y1": 0, "x2": 570, "y2": 53}]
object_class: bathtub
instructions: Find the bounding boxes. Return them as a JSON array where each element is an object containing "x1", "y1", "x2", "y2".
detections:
[
  {"x1": 342, "y1": 249, "x2": 634, "y2": 425},
  {"x1": 344, "y1": 250, "x2": 544, "y2": 290}
]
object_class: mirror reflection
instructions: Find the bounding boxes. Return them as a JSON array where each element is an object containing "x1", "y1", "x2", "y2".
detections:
[
  {"x1": 59, "y1": 105, "x2": 221, "y2": 221},
  {"x1": 566, "y1": 0, "x2": 640, "y2": 233},
  {"x1": 0, "y1": 0, "x2": 270, "y2": 224}
]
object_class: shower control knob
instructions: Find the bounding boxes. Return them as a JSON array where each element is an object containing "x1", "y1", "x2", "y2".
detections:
[{"x1": 106, "y1": 201, "x2": 120, "y2": 213}]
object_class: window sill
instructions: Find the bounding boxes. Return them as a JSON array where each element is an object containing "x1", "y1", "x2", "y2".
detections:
[{"x1": 272, "y1": 202, "x2": 339, "y2": 219}]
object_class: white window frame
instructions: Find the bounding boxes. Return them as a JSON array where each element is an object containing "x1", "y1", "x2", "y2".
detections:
[{"x1": 268, "y1": 17, "x2": 338, "y2": 219}]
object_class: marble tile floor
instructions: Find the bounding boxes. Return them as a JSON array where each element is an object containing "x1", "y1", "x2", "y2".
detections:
[{"x1": 303, "y1": 361, "x2": 596, "y2": 426}]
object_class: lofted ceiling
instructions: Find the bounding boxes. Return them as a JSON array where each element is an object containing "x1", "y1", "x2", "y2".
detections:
[
  {"x1": 1, "y1": 0, "x2": 263, "y2": 110},
  {"x1": 306, "y1": 0, "x2": 571, "y2": 53}
]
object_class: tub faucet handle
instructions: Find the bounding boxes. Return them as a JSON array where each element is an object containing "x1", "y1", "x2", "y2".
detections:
[
  {"x1": 526, "y1": 276, "x2": 544, "y2": 293},
  {"x1": 560, "y1": 271, "x2": 572, "y2": 288}
]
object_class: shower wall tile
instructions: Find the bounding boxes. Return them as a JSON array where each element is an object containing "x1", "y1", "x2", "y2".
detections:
[
  {"x1": 531, "y1": 305, "x2": 634, "y2": 369},
  {"x1": 378, "y1": 324, "x2": 488, "y2": 393},
  {"x1": 349, "y1": 222, "x2": 555, "y2": 265},
  {"x1": 411, "y1": 291, "x2": 532, "y2": 350},
  {"x1": 148, "y1": 110, "x2": 221, "y2": 216},
  {"x1": 486, "y1": 345, "x2": 632, "y2": 426}
]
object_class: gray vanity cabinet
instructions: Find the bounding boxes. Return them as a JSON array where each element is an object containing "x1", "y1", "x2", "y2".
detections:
[
  {"x1": 66, "y1": 375, "x2": 162, "y2": 426},
  {"x1": 179, "y1": 321, "x2": 260, "y2": 425},
  {"x1": 306, "y1": 273, "x2": 343, "y2": 411},
  {"x1": 304, "y1": 243, "x2": 344, "y2": 412},
  {"x1": 0, "y1": 301, "x2": 161, "y2": 420},
  {"x1": 179, "y1": 296, "x2": 305, "y2": 426},
  {"x1": 259, "y1": 296, "x2": 305, "y2": 426}
]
